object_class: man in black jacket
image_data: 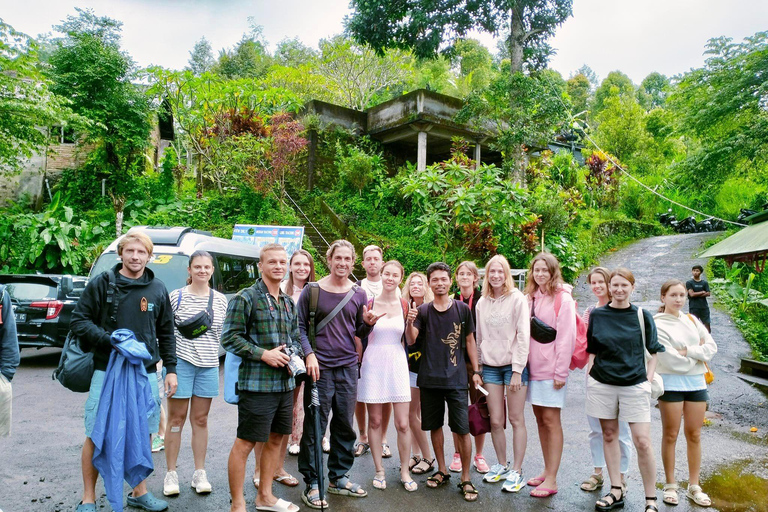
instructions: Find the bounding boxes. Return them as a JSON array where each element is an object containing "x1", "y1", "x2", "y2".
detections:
[{"x1": 70, "y1": 232, "x2": 177, "y2": 512}]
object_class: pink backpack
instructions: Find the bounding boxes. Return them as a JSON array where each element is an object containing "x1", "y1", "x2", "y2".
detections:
[{"x1": 552, "y1": 291, "x2": 589, "y2": 370}]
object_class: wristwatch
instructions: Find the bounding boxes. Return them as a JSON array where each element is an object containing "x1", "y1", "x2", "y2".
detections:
[{"x1": 472, "y1": 370, "x2": 482, "y2": 376}]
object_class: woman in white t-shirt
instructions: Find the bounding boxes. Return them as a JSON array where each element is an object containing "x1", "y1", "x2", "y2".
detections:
[{"x1": 164, "y1": 251, "x2": 228, "y2": 497}]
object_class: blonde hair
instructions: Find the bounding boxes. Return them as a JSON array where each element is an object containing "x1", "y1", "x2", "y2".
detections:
[
  {"x1": 403, "y1": 272, "x2": 433, "y2": 304},
  {"x1": 481, "y1": 255, "x2": 515, "y2": 298},
  {"x1": 326, "y1": 239, "x2": 356, "y2": 262},
  {"x1": 587, "y1": 267, "x2": 612, "y2": 299},
  {"x1": 118, "y1": 232, "x2": 153, "y2": 256},
  {"x1": 362, "y1": 245, "x2": 383, "y2": 258},
  {"x1": 259, "y1": 243, "x2": 286, "y2": 260},
  {"x1": 455, "y1": 261, "x2": 480, "y2": 286},
  {"x1": 523, "y1": 252, "x2": 564, "y2": 296},
  {"x1": 658, "y1": 279, "x2": 686, "y2": 313}
]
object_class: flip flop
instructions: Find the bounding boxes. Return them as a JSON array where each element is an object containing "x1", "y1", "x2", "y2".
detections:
[
  {"x1": 354, "y1": 442, "x2": 370, "y2": 457},
  {"x1": 274, "y1": 474, "x2": 299, "y2": 487},
  {"x1": 401, "y1": 479, "x2": 418, "y2": 492},
  {"x1": 255, "y1": 498, "x2": 300, "y2": 512},
  {"x1": 527, "y1": 476, "x2": 545, "y2": 487},
  {"x1": 530, "y1": 486, "x2": 558, "y2": 498},
  {"x1": 373, "y1": 472, "x2": 386, "y2": 490},
  {"x1": 382, "y1": 443, "x2": 392, "y2": 458}
]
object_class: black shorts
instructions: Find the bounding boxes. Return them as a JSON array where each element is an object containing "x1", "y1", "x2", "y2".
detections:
[
  {"x1": 689, "y1": 308, "x2": 711, "y2": 324},
  {"x1": 420, "y1": 387, "x2": 469, "y2": 435},
  {"x1": 237, "y1": 390, "x2": 293, "y2": 442},
  {"x1": 658, "y1": 388, "x2": 709, "y2": 403}
]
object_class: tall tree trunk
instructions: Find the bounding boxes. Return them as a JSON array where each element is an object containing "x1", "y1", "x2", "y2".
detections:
[{"x1": 509, "y1": 7, "x2": 525, "y2": 74}]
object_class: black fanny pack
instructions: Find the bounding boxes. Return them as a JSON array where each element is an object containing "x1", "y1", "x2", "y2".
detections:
[
  {"x1": 530, "y1": 296, "x2": 557, "y2": 343},
  {"x1": 175, "y1": 289, "x2": 214, "y2": 339}
]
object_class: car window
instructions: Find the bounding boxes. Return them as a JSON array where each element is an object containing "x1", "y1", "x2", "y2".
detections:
[
  {"x1": 3, "y1": 282, "x2": 57, "y2": 301},
  {"x1": 215, "y1": 254, "x2": 259, "y2": 294},
  {"x1": 90, "y1": 252, "x2": 190, "y2": 293},
  {"x1": 66, "y1": 279, "x2": 87, "y2": 299}
]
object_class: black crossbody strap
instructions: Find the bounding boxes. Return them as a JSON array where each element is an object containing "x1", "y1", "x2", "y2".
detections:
[
  {"x1": 207, "y1": 289, "x2": 215, "y2": 321},
  {"x1": 105, "y1": 270, "x2": 118, "y2": 327},
  {"x1": 316, "y1": 285, "x2": 358, "y2": 333}
]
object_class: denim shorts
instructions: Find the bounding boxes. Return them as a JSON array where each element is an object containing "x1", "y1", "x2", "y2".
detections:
[
  {"x1": 172, "y1": 358, "x2": 219, "y2": 399},
  {"x1": 482, "y1": 365, "x2": 529, "y2": 386},
  {"x1": 84, "y1": 369, "x2": 160, "y2": 437}
]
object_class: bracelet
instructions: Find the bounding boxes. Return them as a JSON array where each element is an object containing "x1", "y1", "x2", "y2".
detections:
[{"x1": 472, "y1": 370, "x2": 482, "y2": 376}]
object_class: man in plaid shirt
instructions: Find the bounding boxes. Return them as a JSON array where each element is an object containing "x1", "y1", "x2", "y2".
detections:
[{"x1": 222, "y1": 243, "x2": 306, "y2": 512}]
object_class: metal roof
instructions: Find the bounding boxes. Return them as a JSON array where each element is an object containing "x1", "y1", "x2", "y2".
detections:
[{"x1": 699, "y1": 221, "x2": 768, "y2": 258}]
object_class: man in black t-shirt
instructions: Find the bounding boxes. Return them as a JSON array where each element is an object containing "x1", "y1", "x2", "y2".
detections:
[
  {"x1": 686, "y1": 265, "x2": 711, "y2": 332},
  {"x1": 406, "y1": 262, "x2": 482, "y2": 502}
]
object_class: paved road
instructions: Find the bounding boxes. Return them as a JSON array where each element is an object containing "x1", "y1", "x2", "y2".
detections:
[{"x1": 1, "y1": 233, "x2": 766, "y2": 512}]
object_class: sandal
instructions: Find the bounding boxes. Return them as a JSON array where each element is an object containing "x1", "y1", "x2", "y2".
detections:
[
  {"x1": 527, "y1": 476, "x2": 545, "y2": 487},
  {"x1": 581, "y1": 472, "x2": 604, "y2": 492},
  {"x1": 645, "y1": 496, "x2": 659, "y2": 512},
  {"x1": 595, "y1": 485, "x2": 625, "y2": 511},
  {"x1": 382, "y1": 443, "x2": 392, "y2": 458},
  {"x1": 458, "y1": 481, "x2": 478, "y2": 502},
  {"x1": 288, "y1": 443, "x2": 300, "y2": 456},
  {"x1": 274, "y1": 473, "x2": 300, "y2": 487},
  {"x1": 354, "y1": 442, "x2": 370, "y2": 457},
  {"x1": 301, "y1": 485, "x2": 328, "y2": 510},
  {"x1": 401, "y1": 479, "x2": 418, "y2": 492},
  {"x1": 328, "y1": 476, "x2": 368, "y2": 497},
  {"x1": 426, "y1": 471, "x2": 450, "y2": 488},
  {"x1": 409, "y1": 455, "x2": 422, "y2": 471},
  {"x1": 373, "y1": 471, "x2": 386, "y2": 490},
  {"x1": 663, "y1": 483, "x2": 679, "y2": 505},
  {"x1": 686, "y1": 485, "x2": 711, "y2": 507},
  {"x1": 412, "y1": 458, "x2": 435, "y2": 475}
]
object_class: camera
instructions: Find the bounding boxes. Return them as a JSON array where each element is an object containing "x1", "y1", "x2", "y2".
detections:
[{"x1": 283, "y1": 345, "x2": 306, "y2": 377}]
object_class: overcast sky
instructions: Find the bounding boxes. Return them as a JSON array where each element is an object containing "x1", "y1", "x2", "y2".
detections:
[{"x1": 1, "y1": 0, "x2": 766, "y2": 84}]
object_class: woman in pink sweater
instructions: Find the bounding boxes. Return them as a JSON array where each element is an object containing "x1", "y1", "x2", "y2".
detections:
[
  {"x1": 475, "y1": 255, "x2": 530, "y2": 493},
  {"x1": 523, "y1": 252, "x2": 576, "y2": 498}
]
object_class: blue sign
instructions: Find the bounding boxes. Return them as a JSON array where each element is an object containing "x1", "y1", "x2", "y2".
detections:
[{"x1": 232, "y1": 224, "x2": 305, "y2": 258}]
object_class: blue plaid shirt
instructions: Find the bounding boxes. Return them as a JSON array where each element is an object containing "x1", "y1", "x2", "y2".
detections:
[{"x1": 221, "y1": 279, "x2": 301, "y2": 393}]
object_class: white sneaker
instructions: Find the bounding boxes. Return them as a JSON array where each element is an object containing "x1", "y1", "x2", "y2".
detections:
[
  {"x1": 484, "y1": 463, "x2": 512, "y2": 483},
  {"x1": 501, "y1": 469, "x2": 525, "y2": 493},
  {"x1": 163, "y1": 470, "x2": 180, "y2": 496},
  {"x1": 191, "y1": 469, "x2": 212, "y2": 494}
]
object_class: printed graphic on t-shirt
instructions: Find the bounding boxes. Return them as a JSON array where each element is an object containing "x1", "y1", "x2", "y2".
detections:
[{"x1": 444, "y1": 322, "x2": 462, "y2": 366}]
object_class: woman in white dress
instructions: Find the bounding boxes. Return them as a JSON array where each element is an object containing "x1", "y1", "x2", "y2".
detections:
[{"x1": 357, "y1": 260, "x2": 415, "y2": 492}]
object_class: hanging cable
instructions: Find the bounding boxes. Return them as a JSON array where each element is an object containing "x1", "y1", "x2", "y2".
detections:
[{"x1": 539, "y1": 71, "x2": 746, "y2": 227}]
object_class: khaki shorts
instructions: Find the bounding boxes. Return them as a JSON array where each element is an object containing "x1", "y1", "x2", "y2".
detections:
[
  {"x1": 0, "y1": 374, "x2": 11, "y2": 437},
  {"x1": 586, "y1": 375, "x2": 651, "y2": 423}
]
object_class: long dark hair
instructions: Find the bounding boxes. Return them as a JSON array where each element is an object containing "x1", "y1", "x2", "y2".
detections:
[
  {"x1": 286, "y1": 249, "x2": 316, "y2": 291},
  {"x1": 186, "y1": 250, "x2": 213, "y2": 285}
]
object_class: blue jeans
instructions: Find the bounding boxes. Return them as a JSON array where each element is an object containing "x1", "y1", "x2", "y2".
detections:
[{"x1": 298, "y1": 365, "x2": 358, "y2": 486}]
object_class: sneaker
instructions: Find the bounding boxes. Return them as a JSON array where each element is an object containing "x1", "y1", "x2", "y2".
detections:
[
  {"x1": 448, "y1": 452, "x2": 462, "y2": 472},
  {"x1": 163, "y1": 470, "x2": 180, "y2": 496},
  {"x1": 191, "y1": 469, "x2": 212, "y2": 494},
  {"x1": 501, "y1": 470, "x2": 525, "y2": 493},
  {"x1": 473, "y1": 454, "x2": 490, "y2": 474},
  {"x1": 484, "y1": 463, "x2": 512, "y2": 483},
  {"x1": 151, "y1": 436, "x2": 165, "y2": 453}
]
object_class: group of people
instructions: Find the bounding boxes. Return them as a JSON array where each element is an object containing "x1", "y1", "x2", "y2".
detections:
[{"x1": 63, "y1": 231, "x2": 717, "y2": 512}]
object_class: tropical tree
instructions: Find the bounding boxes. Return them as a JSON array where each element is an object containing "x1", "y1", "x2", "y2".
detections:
[
  {"x1": 347, "y1": 0, "x2": 573, "y2": 74},
  {"x1": 592, "y1": 71, "x2": 635, "y2": 114},
  {"x1": 566, "y1": 73, "x2": 591, "y2": 116},
  {"x1": 637, "y1": 72, "x2": 669, "y2": 110},
  {"x1": 187, "y1": 37, "x2": 215, "y2": 75}
]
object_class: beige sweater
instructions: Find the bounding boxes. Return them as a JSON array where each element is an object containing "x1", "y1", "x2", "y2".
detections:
[
  {"x1": 653, "y1": 311, "x2": 717, "y2": 375},
  {"x1": 475, "y1": 288, "x2": 530, "y2": 373}
]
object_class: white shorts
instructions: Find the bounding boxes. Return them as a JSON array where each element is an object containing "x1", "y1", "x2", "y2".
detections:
[
  {"x1": 409, "y1": 371, "x2": 418, "y2": 389},
  {"x1": 0, "y1": 374, "x2": 12, "y2": 437},
  {"x1": 586, "y1": 376, "x2": 651, "y2": 423},
  {"x1": 526, "y1": 379, "x2": 567, "y2": 408}
]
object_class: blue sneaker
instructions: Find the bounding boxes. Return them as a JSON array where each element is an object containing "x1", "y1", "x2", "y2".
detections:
[
  {"x1": 484, "y1": 463, "x2": 512, "y2": 483},
  {"x1": 126, "y1": 491, "x2": 168, "y2": 511}
]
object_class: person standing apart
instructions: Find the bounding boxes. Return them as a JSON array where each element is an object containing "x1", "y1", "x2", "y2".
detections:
[
  {"x1": 297, "y1": 240, "x2": 383, "y2": 509},
  {"x1": 686, "y1": 265, "x2": 711, "y2": 333},
  {"x1": 163, "y1": 251, "x2": 227, "y2": 496},
  {"x1": 403, "y1": 272, "x2": 435, "y2": 476},
  {"x1": 475, "y1": 255, "x2": 530, "y2": 493},
  {"x1": 406, "y1": 262, "x2": 482, "y2": 502},
  {"x1": 252, "y1": 249, "x2": 316, "y2": 490},
  {"x1": 0, "y1": 283, "x2": 19, "y2": 438},
  {"x1": 355, "y1": 245, "x2": 394, "y2": 459},
  {"x1": 222, "y1": 243, "x2": 304, "y2": 512},
  {"x1": 358, "y1": 260, "x2": 416, "y2": 491},
  {"x1": 581, "y1": 267, "x2": 633, "y2": 493},
  {"x1": 523, "y1": 252, "x2": 576, "y2": 498},
  {"x1": 654, "y1": 279, "x2": 716, "y2": 507},
  {"x1": 71, "y1": 232, "x2": 177, "y2": 512},
  {"x1": 586, "y1": 268, "x2": 665, "y2": 512},
  {"x1": 451, "y1": 261, "x2": 488, "y2": 474}
]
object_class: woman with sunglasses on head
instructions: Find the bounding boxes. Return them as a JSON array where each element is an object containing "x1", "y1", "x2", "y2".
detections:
[
  {"x1": 403, "y1": 271, "x2": 435, "y2": 477},
  {"x1": 581, "y1": 267, "x2": 633, "y2": 494},
  {"x1": 654, "y1": 279, "x2": 716, "y2": 508}
]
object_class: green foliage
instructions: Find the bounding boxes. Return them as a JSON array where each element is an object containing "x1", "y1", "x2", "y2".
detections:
[
  {"x1": 566, "y1": 73, "x2": 591, "y2": 116},
  {"x1": 592, "y1": 71, "x2": 635, "y2": 114},
  {"x1": 593, "y1": 93, "x2": 651, "y2": 162},
  {"x1": 336, "y1": 143, "x2": 386, "y2": 195},
  {"x1": 637, "y1": 72, "x2": 669, "y2": 110},
  {"x1": 186, "y1": 37, "x2": 215, "y2": 75}
]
